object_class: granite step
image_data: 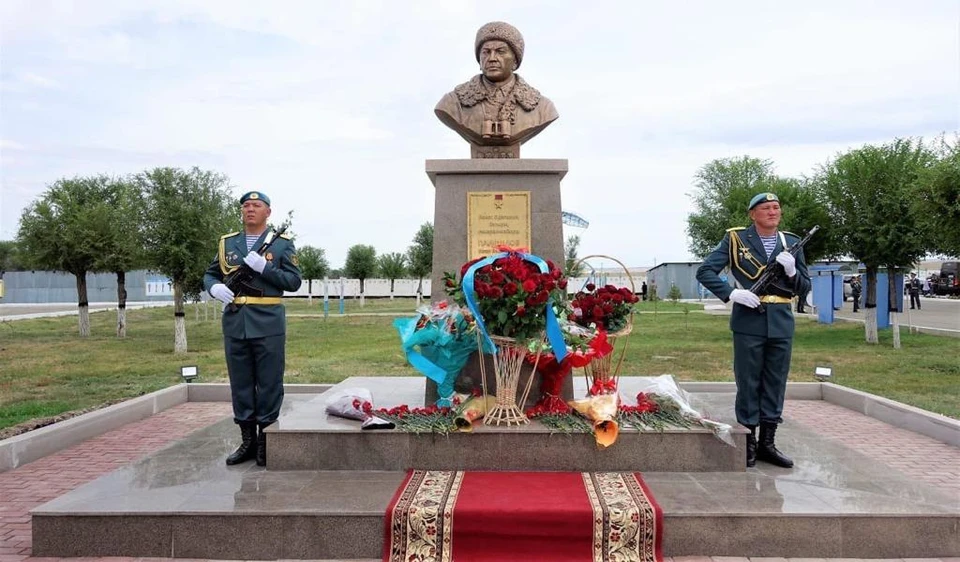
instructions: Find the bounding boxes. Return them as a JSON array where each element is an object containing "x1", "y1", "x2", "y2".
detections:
[{"x1": 30, "y1": 416, "x2": 959, "y2": 559}]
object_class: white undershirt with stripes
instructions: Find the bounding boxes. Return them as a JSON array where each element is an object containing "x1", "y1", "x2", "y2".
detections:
[
  {"x1": 759, "y1": 233, "x2": 778, "y2": 259},
  {"x1": 245, "y1": 234, "x2": 260, "y2": 253}
]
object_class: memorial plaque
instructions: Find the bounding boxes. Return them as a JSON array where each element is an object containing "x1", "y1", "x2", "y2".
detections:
[{"x1": 467, "y1": 191, "x2": 531, "y2": 259}]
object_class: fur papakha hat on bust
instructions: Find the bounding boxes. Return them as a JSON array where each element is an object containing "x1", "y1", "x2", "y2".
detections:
[{"x1": 475, "y1": 21, "x2": 525, "y2": 68}]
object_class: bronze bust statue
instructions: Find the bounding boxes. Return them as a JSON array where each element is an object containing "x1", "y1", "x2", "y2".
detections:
[{"x1": 435, "y1": 21, "x2": 559, "y2": 159}]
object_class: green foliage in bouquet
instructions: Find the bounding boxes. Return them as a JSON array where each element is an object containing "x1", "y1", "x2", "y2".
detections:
[{"x1": 444, "y1": 251, "x2": 569, "y2": 345}]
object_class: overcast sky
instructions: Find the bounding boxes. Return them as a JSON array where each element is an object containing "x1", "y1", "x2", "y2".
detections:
[{"x1": 1, "y1": 1, "x2": 957, "y2": 268}]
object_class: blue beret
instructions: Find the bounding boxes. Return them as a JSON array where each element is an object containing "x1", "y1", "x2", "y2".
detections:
[
  {"x1": 748, "y1": 192, "x2": 779, "y2": 210},
  {"x1": 240, "y1": 191, "x2": 270, "y2": 206}
]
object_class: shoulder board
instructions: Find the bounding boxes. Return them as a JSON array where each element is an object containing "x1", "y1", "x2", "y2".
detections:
[
  {"x1": 279, "y1": 232, "x2": 293, "y2": 240},
  {"x1": 726, "y1": 227, "x2": 746, "y2": 232},
  {"x1": 220, "y1": 231, "x2": 240, "y2": 239},
  {"x1": 782, "y1": 231, "x2": 800, "y2": 239}
]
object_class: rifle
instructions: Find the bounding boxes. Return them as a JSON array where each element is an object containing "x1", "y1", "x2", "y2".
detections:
[
  {"x1": 224, "y1": 225, "x2": 287, "y2": 311},
  {"x1": 750, "y1": 225, "x2": 819, "y2": 315}
]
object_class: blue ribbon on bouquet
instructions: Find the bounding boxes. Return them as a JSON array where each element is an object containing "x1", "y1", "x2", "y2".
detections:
[{"x1": 462, "y1": 252, "x2": 567, "y2": 362}]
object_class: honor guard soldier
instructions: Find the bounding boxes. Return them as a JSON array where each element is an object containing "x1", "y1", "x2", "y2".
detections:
[
  {"x1": 696, "y1": 192, "x2": 811, "y2": 468},
  {"x1": 203, "y1": 191, "x2": 302, "y2": 466}
]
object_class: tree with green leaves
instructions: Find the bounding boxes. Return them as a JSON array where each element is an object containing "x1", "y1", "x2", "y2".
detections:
[
  {"x1": 687, "y1": 156, "x2": 775, "y2": 258},
  {"x1": 377, "y1": 252, "x2": 408, "y2": 299},
  {"x1": 815, "y1": 138, "x2": 937, "y2": 345},
  {"x1": 564, "y1": 234, "x2": 585, "y2": 277},
  {"x1": 17, "y1": 176, "x2": 118, "y2": 336},
  {"x1": 138, "y1": 167, "x2": 238, "y2": 353},
  {"x1": 297, "y1": 245, "x2": 329, "y2": 298},
  {"x1": 345, "y1": 244, "x2": 377, "y2": 305},
  {"x1": 94, "y1": 178, "x2": 147, "y2": 337},
  {"x1": 0, "y1": 240, "x2": 25, "y2": 276},
  {"x1": 687, "y1": 156, "x2": 832, "y2": 261},
  {"x1": 406, "y1": 222, "x2": 433, "y2": 300},
  {"x1": 914, "y1": 137, "x2": 960, "y2": 258}
]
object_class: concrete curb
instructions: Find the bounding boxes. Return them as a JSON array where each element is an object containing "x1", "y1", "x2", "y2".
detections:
[
  {"x1": 0, "y1": 383, "x2": 333, "y2": 473},
  {"x1": 0, "y1": 384, "x2": 188, "y2": 473},
  {"x1": 1, "y1": 380, "x2": 956, "y2": 473}
]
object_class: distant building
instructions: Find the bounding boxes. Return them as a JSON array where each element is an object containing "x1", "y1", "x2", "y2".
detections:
[{"x1": 645, "y1": 262, "x2": 726, "y2": 300}]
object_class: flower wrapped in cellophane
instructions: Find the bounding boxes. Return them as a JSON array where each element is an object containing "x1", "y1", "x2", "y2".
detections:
[
  {"x1": 453, "y1": 394, "x2": 497, "y2": 432},
  {"x1": 394, "y1": 302, "x2": 478, "y2": 407},
  {"x1": 324, "y1": 387, "x2": 395, "y2": 430},
  {"x1": 568, "y1": 393, "x2": 620, "y2": 448},
  {"x1": 628, "y1": 375, "x2": 734, "y2": 446}
]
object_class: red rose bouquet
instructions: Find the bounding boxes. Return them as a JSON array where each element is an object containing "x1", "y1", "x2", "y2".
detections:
[
  {"x1": 444, "y1": 248, "x2": 570, "y2": 426},
  {"x1": 444, "y1": 250, "x2": 568, "y2": 346},
  {"x1": 571, "y1": 282, "x2": 639, "y2": 334}
]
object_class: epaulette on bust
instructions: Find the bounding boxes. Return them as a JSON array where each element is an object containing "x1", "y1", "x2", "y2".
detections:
[
  {"x1": 220, "y1": 231, "x2": 240, "y2": 239},
  {"x1": 726, "y1": 226, "x2": 746, "y2": 232},
  {"x1": 782, "y1": 231, "x2": 799, "y2": 238}
]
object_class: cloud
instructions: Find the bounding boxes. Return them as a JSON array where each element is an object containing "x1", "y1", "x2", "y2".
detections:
[{"x1": 0, "y1": 0, "x2": 957, "y2": 266}]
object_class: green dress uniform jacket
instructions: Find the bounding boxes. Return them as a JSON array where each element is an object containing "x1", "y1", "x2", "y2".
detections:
[
  {"x1": 695, "y1": 225, "x2": 811, "y2": 427},
  {"x1": 203, "y1": 230, "x2": 303, "y2": 338},
  {"x1": 203, "y1": 229, "x2": 302, "y2": 425},
  {"x1": 696, "y1": 225, "x2": 810, "y2": 338}
]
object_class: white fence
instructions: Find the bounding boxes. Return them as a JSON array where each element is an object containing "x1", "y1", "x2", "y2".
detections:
[{"x1": 286, "y1": 276, "x2": 639, "y2": 298}]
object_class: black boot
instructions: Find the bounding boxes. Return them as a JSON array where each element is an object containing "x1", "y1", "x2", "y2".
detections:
[
  {"x1": 226, "y1": 422, "x2": 257, "y2": 465},
  {"x1": 757, "y1": 422, "x2": 793, "y2": 468},
  {"x1": 745, "y1": 425, "x2": 757, "y2": 467},
  {"x1": 256, "y1": 422, "x2": 271, "y2": 467}
]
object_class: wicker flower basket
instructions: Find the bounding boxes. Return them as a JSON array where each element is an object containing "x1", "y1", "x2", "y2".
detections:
[
  {"x1": 572, "y1": 255, "x2": 636, "y2": 395},
  {"x1": 478, "y1": 334, "x2": 543, "y2": 425}
]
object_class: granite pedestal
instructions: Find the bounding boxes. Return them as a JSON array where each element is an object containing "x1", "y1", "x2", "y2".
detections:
[{"x1": 269, "y1": 376, "x2": 745, "y2": 472}]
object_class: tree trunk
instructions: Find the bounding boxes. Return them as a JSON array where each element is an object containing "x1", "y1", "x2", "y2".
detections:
[
  {"x1": 116, "y1": 270, "x2": 127, "y2": 338},
  {"x1": 360, "y1": 278, "x2": 366, "y2": 307},
  {"x1": 416, "y1": 277, "x2": 423, "y2": 307},
  {"x1": 888, "y1": 267, "x2": 900, "y2": 349},
  {"x1": 173, "y1": 281, "x2": 187, "y2": 354},
  {"x1": 76, "y1": 271, "x2": 90, "y2": 337},
  {"x1": 307, "y1": 279, "x2": 313, "y2": 305},
  {"x1": 864, "y1": 267, "x2": 878, "y2": 344},
  {"x1": 390, "y1": 279, "x2": 395, "y2": 300}
]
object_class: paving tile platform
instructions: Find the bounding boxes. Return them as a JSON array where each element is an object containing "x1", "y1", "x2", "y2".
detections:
[
  {"x1": 28, "y1": 379, "x2": 960, "y2": 560},
  {"x1": 269, "y1": 377, "x2": 746, "y2": 472}
]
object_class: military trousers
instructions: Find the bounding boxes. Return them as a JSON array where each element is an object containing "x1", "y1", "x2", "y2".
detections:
[
  {"x1": 224, "y1": 334, "x2": 286, "y2": 425},
  {"x1": 732, "y1": 332, "x2": 792, "y2": 427}
]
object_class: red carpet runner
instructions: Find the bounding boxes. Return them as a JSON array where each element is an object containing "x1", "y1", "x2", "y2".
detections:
[{"x1": 384, "y1": 470, "x2": 663, "y2": 562}]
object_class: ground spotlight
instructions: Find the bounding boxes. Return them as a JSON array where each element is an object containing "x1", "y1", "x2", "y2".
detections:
[
  {"x1": 814, "y1": 365, "x2": 832, "y2": 382},
  {"x1": 180, "y1": 365, "x2": 199, "y2": 383}
]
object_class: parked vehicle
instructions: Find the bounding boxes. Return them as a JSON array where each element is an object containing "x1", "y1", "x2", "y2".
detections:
[{"x1": 931, "y1": 261, "x2": 960, "y2": 296}]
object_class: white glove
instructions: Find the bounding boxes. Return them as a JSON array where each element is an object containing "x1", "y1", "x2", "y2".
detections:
[
  {"x1": 775, "y1": 251, "x2": 797, "y2": 277},
  {"x1": 209, "y1": 283, "x2": 234, "y2": 304},
  {"x1": 244, "y1": 251, "x2": 267, "y2": 273},
  {"x1": 730, "y1": 288, "x2": 761, "y2": 309}
]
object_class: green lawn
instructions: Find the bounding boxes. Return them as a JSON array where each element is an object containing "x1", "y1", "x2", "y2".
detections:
[{"x1": 1, "y1": 297, "x2": 957, "y2": 434}]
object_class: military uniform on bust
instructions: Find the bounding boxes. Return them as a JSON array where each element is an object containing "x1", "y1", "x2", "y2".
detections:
[
  {"x1": 203, "y1": 191, "x2": 302, "y2": 466},
  {"x1": 696, "y1": 192, "x2": 811, "y2": 469}
]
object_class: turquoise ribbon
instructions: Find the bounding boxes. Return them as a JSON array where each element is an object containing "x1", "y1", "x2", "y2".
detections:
[
  {"x1": 392, "y1": 317, "x2": 447, "y2": 383},
  {"x1": 462, "y1": 252, "x2": 567, "y2": 362}
]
